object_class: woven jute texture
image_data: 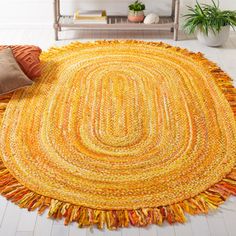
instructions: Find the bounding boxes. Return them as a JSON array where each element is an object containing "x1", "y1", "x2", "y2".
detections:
[{"x1": 0, "y1": 41, "x2": 236, "y2": 229}]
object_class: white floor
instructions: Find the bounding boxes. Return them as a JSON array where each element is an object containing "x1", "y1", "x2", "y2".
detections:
[{"x1": 0, "y1": 29, "x2": 236, "y2": 236}]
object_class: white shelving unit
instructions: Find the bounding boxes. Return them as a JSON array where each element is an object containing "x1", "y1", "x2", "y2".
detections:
[{"x1": 53, "y1": 0, "x2": 180, "y2": 40}]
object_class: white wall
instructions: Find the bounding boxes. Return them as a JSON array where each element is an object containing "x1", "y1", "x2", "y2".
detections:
[{"x1": 0, "y1": 0, "x2": 235, "y2": 28}]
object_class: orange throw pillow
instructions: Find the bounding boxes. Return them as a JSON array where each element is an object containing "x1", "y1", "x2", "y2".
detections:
[{"x1": 0, "y1": 45, "x2": 42, "y2": 79}]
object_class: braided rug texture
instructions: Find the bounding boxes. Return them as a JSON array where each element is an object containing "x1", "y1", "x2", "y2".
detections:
[{"x1": 0, "y1": 41, "x2": 236, "y2": 229}]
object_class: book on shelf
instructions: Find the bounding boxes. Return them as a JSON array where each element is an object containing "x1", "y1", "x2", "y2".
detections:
[
  {"x1": 76, "y1": 10, "x2": 105, "y2": 17},
  {"x1": 73, "y1": 10, "x2": 107, "y2": 24}
]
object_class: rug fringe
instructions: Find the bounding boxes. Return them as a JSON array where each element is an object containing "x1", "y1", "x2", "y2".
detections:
[
  {"x1": 0, "y1": 40, "x2": 236, "y2": 230},
  {"x1": 1, "y1": 162, "x2": 236, "y2": 229}
]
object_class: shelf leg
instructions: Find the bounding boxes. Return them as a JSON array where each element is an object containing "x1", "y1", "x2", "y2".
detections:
[
  {"x1": 174, "y1": 26, "x2": 179, "y2": 41},
  {"x1": 171, "y1": 0, "x2": 175, "y2": 18},
  {"x1": 57, "y1": 0, "x2": 61, "y2": 17},
  {"x1": 54, "y1": 27, "x2": 59, "y2": 41},
  {"x1": 174, "y1": 0, "x2": 180, "y2": 41},
  {"x1": 54, "y1": 0, "x2": 59, "y2": 41}
]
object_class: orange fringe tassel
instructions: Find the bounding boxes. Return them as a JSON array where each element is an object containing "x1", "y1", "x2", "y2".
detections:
[{"x1": 0, "y1": 41, "x2": 236, "y2": 230}]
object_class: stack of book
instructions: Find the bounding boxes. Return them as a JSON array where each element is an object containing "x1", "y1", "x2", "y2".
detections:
[{"x1": 73, "y1": 10, "x2": 107, "y2": 24}]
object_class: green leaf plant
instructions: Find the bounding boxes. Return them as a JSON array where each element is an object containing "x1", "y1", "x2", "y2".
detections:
[
  {"x1": 183, "y1": 0, "x2": 236, "y2": 35},
  {"x1": 129, "y1": 0, "x2": 146, "y2": 12}
]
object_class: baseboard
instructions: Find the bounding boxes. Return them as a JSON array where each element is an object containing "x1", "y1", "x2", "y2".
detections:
[{"x1": 0, "y1": 23, "x2": 52, "y2": 29}]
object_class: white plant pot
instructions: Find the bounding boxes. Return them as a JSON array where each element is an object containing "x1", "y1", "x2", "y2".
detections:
[{"x1": 196, "y1": 25, "x2": 230, "y2": 47}]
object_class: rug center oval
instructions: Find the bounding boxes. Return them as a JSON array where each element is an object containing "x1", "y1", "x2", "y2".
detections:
[{"x1": 1, "y1": 42, "x2": 236, "y2": 210}]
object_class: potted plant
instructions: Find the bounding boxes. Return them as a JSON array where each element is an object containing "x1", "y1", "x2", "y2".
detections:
[
  {"x1": 183, "y1": 0, "x2": 236, "y2": 47},
  {"x1": 128, "y1": 0, "x2": 146, "y2": 23}
]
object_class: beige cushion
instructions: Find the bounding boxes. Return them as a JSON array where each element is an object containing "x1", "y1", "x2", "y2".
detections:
[{"x1": 0, "y1": 48, "x2": 33, "y2": 95}]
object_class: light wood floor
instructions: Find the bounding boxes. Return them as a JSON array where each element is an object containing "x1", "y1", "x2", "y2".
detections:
[{"x1": 0, "y1": 29, "x2": 236, "y2": 236}]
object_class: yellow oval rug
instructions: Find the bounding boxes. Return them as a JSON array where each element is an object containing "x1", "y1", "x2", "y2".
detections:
[{"x1": 0, "y1": 41, "x2": 236, "y2": 229}]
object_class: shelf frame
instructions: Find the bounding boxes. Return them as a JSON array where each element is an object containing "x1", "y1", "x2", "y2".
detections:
[{"x1": 53, "y1": 0, "x2": 180, "y2": 41}]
